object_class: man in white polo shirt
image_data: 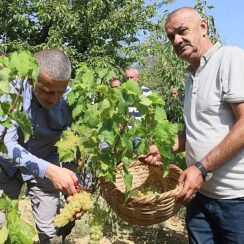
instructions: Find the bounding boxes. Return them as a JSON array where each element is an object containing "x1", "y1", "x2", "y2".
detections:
[{"x1": 163, "y1": 6, "x2": 244, "y2": 244}]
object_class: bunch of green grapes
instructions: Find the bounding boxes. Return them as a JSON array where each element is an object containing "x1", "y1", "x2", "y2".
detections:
[
  {"x1": 54, "y1": 191, "x2": 93, "y2": 228},
  {"x1": 88, "y1": 206, "x2": 107, "y2": 244},
  {"x1": 131, "y1": 186, "x2": 162, "y2": 197}
]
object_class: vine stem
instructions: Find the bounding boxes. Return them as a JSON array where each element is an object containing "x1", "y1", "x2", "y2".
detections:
[{"x1": 112, "y1": 116, "x2": 132, "y2": 155}]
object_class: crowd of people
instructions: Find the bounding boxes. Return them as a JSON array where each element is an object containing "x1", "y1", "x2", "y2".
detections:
[{"x1": 1, "y1": 5, "x2": 244, "y2": 244}]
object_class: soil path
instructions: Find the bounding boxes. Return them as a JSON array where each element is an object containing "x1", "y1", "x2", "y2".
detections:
[{"x1": 19, "y1": 199, "x2": 188, "y2": 244}]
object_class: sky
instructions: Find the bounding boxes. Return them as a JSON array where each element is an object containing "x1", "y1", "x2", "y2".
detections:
[{"x1": 154, "y1": 0, "x2": 244, "y2": 49}]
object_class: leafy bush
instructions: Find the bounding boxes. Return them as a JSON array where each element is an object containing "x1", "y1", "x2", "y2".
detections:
[{"x1": 57, "y1": 63, "x2": 179, "y2": 194}]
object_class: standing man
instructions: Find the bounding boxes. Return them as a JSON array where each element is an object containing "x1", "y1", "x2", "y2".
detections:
[
  {"x1": 124, "y1": 68, "x2": 163, "y2": 163},
  {"x1": 124, "y1": 68, "x2": 152, "y2": 120},
  {"x1": 0, "y1": 49, "x2": 79, "y2": 243},
  {"x1": 124, "y1": 67, "x2": 152, "y2": 96},
  {"x1": 164, "y1": 7, "x2": 244, "y2": 243},
  {"x1": 170, "y1": 87, "x2": 179, "y2": 99},
  {"x1": 110, "y1": 78, "x2": 121, "y2": 88}
]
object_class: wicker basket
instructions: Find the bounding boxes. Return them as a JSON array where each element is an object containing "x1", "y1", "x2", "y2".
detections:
[{"x1": 100, "y1": 160, "x2": 183, "y2": 226}]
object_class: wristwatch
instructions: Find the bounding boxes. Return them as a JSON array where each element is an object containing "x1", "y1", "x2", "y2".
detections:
[{"x1": 194, "y1": 161, "x2": 213, "y2": 181}]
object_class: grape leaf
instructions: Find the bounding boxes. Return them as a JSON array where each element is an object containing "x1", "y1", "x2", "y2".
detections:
[
  {"x1": 0, "y1": 222, "x2": 8, "y2": 244},
  {"x1": 10, "y1": 51, "x2": 38, "y2": 79},
  {"x1": 0, "y1": 68, "x2": 11, "y2": 93},
  {"x1": 8, "y1": 219, "x2": 36, "y2": 244},
  {"x1": 139, "y1": 95, "x2": 152, "y2": 107},
  {"x1": 5, "y1": 199, "x2": 36, "y2": 244},
  {"x1": 0, "y1": 144, "x2": 8, "y2": 154},
  {"x1": 122, "y1": 79, "x2": 141, "y2": 96},
  {"x1": 155, "y1": 105, "x2": 167, "y2": 121},
  {"x1": 0, "y1": 102, "x2": 11, "y2": 116},
  {"x1": 0, "y1": 194, "x2": 12, "y2": 212},
  {"x1": 56, "y1": 131, "x2": 80, "y2": 162}
]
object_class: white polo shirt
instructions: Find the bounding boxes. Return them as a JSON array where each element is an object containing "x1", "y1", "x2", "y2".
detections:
[{"x1": 184, "y1": 42, "x2": 244, "y2": 199}]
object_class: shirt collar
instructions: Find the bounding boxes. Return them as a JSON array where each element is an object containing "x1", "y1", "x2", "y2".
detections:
[
  {"x1": 187, "y1": 42, "x2": 222, "y2": 74},
  {"x1": 203, "y1": 42, "x2": 222, "y2": 62}
]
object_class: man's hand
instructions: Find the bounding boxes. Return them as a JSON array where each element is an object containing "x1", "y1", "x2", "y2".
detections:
[
  {"x1": 45, "y1": 164, "x2": 79, "y2": 196},
  {"x1": 176, "y1": 165, "x2": 204, "y2": 204},
  {"x1": 139, "y1": 144, "x2": 161, "y2": 165}
]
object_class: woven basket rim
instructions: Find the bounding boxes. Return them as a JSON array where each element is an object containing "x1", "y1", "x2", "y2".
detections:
[{"x1": 101, "y1": 161, "x2": 183, "y2": 226}]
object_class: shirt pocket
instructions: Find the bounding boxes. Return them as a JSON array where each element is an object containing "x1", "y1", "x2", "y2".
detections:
[{"x1": 196, "y1": 95, "x2": 221, "y2": 116}]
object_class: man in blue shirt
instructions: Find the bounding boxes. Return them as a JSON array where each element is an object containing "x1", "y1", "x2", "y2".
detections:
[{"x1": 0, "y1": 49, "x2": 79, "y2": 243}]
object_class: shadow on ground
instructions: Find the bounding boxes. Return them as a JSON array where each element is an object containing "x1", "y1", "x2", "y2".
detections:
[{"x1": 104, "y1": 217, "x2": 188, "y2": 244}]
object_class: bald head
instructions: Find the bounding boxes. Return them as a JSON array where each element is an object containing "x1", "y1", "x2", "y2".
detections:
[{"x1": 125, "y1": 68, "x2": 139, "y2": 81}]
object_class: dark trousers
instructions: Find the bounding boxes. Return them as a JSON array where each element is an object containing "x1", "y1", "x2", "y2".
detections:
[{"x1": 186, "y1": 192, "x2": 244, "y2": 244}]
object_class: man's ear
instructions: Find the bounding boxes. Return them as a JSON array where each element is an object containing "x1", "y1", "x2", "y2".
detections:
[
  {"x1": 200, "y1": 18, "x2": 208, "y2": 37},
  {"x1": 27, "y1": 78, "x2": 34, "y2": 85}
]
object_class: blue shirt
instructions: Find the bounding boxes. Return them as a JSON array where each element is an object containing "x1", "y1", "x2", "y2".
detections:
[{"x1": 0, "y1": 80, "x2": 72, "y2": 181}]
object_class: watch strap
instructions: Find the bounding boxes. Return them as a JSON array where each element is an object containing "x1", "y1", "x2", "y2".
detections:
[{"x1": 194, "y1": 161, "x2": 208, "y2": 179}]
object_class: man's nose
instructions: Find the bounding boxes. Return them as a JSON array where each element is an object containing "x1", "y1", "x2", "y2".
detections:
[{"x1": 174, "y1": 34, "x2": 183, "y2": 45}]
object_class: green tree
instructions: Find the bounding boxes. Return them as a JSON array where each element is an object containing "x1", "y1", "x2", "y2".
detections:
[
  {"x1": 0, "y1": 0, "x2": 172, "y2": 69},
  {"x1": 133, "y1": 0, "x2": 220, "y2": 124}
]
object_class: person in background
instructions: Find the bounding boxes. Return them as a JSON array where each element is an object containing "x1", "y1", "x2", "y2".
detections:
[
  {"x1": 110, "y1": 78, "x2": 121, "y2": 88},
  {"x1": 124, "y1": 68, "x2": 152, "y2": 120},
  {"x1": 163, "y1": 7, "x2": 244, "y2": 243},
  {"x1": 124, "y1": 68, "x2": 162, "y2": 161},
  {"x1": 170, "y1": 87, "x2": 179, "y2": 99},
  {"x1": 0, "y1": 49, "x2": 79, "y2": 243},
  {"x1": 124, "y1": 67, "x2": 152, "y2": 96}
]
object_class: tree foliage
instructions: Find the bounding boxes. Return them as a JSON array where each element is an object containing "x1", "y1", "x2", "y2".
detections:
[
  {"x1": 0, "y1": 0, "x2": 170, "y2": 69},
  {"x1": 133, "y1": 0, "x2": 220, "y2": 124},
  {"x1": 0, "y1": 51, "x2": 38, "y2": 153},
  {"x1": 0, "y1": 194, "x2": 36, "y2": 244}
]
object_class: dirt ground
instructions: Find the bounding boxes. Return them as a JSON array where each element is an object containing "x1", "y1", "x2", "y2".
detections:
[{"x1": 19, "y1": 198, "x2": 188, "y2": 244}]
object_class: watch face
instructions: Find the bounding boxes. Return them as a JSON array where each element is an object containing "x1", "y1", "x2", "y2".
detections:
[{"x1": 205, "y1": 172, "x2": 213, "y2": 181}]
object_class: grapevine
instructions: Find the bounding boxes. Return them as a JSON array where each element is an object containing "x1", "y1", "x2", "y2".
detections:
[
  {"x1": 88, "y1": 205, "x2": 107, "y2": 244},
  {"x1": 54, "y1": 191, "x2": 93, "y2": 228},
  {"x1": 58, "y1": 64, "x2": 179, "y2": 195}
]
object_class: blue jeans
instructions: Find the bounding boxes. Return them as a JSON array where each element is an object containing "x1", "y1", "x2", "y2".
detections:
[{"x1": 186, "y1": 192, "x2": 244, "y2": 244}]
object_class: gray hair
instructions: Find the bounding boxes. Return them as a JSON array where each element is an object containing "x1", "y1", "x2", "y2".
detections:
[
  {"x1": 125, "y1": 67, "x2": 139, "y2": 76},
  {"x1": 35, "y1": 49, "x2": 71, "y2": 81},
  {"x1": 166, "y1": 7, "x2": 202, "y2": 24}
]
